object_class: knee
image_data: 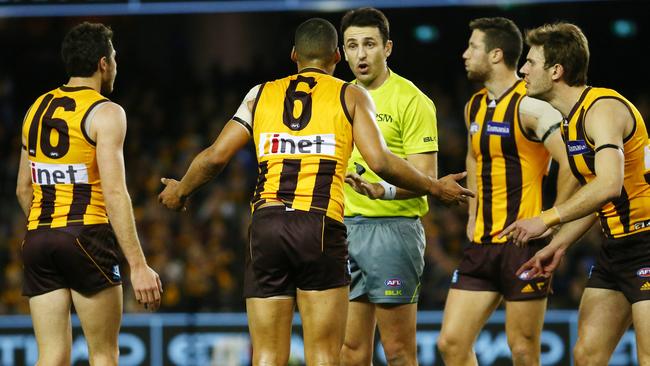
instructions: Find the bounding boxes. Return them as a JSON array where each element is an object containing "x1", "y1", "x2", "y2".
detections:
[
  {"x1": 382, "y1": 339, "x2": 415, "y2": 366},
  {"x1": 508, "y1": 334, "x2": 539, "y2": 363},
  {"x1": 88, "y1": 349, "x2": 119, "y2": 366},
  {"x1": 341, "y1": 341, "x2": 372, "y2": 366},
  {"x1": 38, "y1": 353, "x2": 71, "y2": 366},
  {"x1": 437, "y1": 334, "x2": 466, "y2": 358},
  {"x1": 573, "y1": 342, "x2": 606, "y2": 366}
]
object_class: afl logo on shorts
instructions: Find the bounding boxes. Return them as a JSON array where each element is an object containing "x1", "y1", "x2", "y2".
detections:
[
  {"x1": 384, "y1": 278, "x2": 402, "y2": 287},
  {"x1": 637, "y1": 267, "x2": 650, "y2": 278}
]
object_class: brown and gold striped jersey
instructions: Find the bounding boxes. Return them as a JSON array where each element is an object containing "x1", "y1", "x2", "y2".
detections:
[
  {"x1": 561, "y1": 87, "x2": 650, "y2": 239},
  {"x1": 22, "y1": 86, "x2": 110, "y2": 230},
  {"x1": 468, "y1": 80, "x2": 551, "y2": 244},
  {"x1": 251, "y1": 69, "x2": 354, "y2": 223}
]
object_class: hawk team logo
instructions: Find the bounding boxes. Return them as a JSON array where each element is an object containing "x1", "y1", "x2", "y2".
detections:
[
  {"x1": 469, "y1": 122, "x2": 479, "y2": 135},
  {"x1": 258, "y1": 133, "x2": 335, "y2": 157}
]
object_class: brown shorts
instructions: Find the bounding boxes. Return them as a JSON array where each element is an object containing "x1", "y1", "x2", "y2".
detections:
[
  {"x1": 587, "y1": 231, "x2": 650, "y2": 303},
  {"x1": 244, "y1": 206, "x2": 350, "y2": 298},
  {"x1": 450, "y1": 238, "x2": 551, "y2": 301},
  {"x1": 22, "y1": 224, "x2": 123, "y2": 297}
]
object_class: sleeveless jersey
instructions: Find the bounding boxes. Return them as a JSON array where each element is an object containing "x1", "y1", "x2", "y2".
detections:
[
  {"x1": 22, "y1": 85, "x2": 110, "y2": 230},
  {"x1": 561, "y1": 87, "x2": 650, "y2": 239},
  {"x1": 468, "y1": 80, "x2": 551, "y2": 244},
  {"x1": 251, "y1": 69, "x2": 353, "y2": 223}
]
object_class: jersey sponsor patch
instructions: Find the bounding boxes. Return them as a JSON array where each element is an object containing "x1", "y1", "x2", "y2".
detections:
[
  {"x1": 30, "y1": 161, "x2": 88, "y2": 185},
  {"x1": 567, "y1": 140, "x2": 590, "y2": 156},
  {"x1": 485, "y1": 121, "x2": 511, "y2": 136},
  {"x1": 258, "y1": 132, "x2": 335, "y2": 157}
]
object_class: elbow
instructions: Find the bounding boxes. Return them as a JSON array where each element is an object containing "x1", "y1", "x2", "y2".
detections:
[
  {"x1": 600, "y1": 178, "x2": 624, "y2": 202},
  {"x1": 16, "y1": 185, "x2": 31, "y2": 201},
  {"x1": 366, "y1": 156, "x2": 389, "y2": 177}
]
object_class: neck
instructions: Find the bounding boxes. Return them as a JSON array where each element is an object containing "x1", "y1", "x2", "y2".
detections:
[
  {"x1": 548, "y1": 83, "x2": 588, "y2": 117},
  {"x1": 358, "y1": 66, "x2": 389, "y2": 91},
  {"x1": 484, "y1": 68, "x2": 519, "y2": 100},
  {"x1": 66, "y1": 76, "x2": 101, "y2": 92},
  {"x1": 297, "y1": 62, "x2": 332, "y2": 75}
]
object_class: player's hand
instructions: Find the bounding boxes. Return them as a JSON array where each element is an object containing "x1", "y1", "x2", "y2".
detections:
[
  {"x1": 516, "y1": 243, "x2": 566, "y2": 279},
  {"x1": 345, "y1": 172, "x2": 384, "y2": 199},
  {"x1": 158, "y1": 178, "x2": 186, "y2": 211},
  {"x1": 499, "y1": 216, "x2": 547, "y2": 246},
  {"x1": 432, "y1": 172, "x2": 474, "y2": 206},
  {"x1": 130, "y1": 264, "x2": 163, "y2": 312}
]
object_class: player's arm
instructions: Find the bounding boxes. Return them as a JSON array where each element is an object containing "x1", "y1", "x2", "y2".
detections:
[
  {"x1": 501, "y1": 99, "x2": 630, "y2": 245},
  {"x1": 465, "y1": 103, "x2": 478, "y2": 241},
  {"x1": 158, "y1": 85, "x2": 257, "y2": 210},
  {"x1": 345, "y1": 84, "x2": 473, "y2": 204},
  {"x1": 92, "y1": 102, "x2": 162, "y2": 311},
  {"x1": 16, "y1": 145, "x2": 33, "y2": 217},
  {"x1": 16, "y1": 111, "x2": 34, "y2": 217}
]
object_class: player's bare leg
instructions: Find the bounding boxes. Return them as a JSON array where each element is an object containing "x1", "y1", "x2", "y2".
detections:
[
  {"x1": 341, "y1": 299, "x2": 376, "y2": 366},
  {"x1": 631, "y1": 300, "x2": 650, "y2": 365},
  {"x1": 30, "y1": 289, "x2": 73, "y2": 366},
  {"x1": 298, "y1": 286, "x2": 349, "y2": 366},
  {"x1": 574, "y1": 288, "x2": 631, "y2": 366},
  {"x1": 437, "y1": 289, "x2": 501, "y2": 366},
  {"x1": 72, "y1": 286, "x2": 122, "y2": 366},
  {"x1": 505, "y1": 298, "x2": 547, "y2": 366},
  {"x1": 246, "y1": 297, "x2": 295, "y2": 366},
  {"x1": 376, "y1": 303, "x2": 418, "y2": 366}
]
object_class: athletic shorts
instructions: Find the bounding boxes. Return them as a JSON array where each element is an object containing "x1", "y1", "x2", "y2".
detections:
[
  {"x1": 22, "y1": 224, "x2": 123, "y2": 297},
  {"x1": 345, "y1": 216, "x2": 425, "y2": 304},
  {"x1": 450, "y1": 238, "x2": 551, "y2": 301},
  {"x1": 586, "y1": 231, "x2": 650, "y2": 303},
  {"x1": 243, "y1": 206, "x2": 349, "y2": 298}
]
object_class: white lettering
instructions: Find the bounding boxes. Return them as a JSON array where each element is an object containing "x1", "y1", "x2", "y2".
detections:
[
  {"x1": 258, "y1": 133, "x2": 336, "y2": 157},
  {"x1": 30, "y1": 161, "x2": 88, "y2": 185}
]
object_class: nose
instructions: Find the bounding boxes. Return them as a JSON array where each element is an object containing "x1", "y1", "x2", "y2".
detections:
[{"x1": 462, "y1": 48, "x2": 469, "y2": 60}]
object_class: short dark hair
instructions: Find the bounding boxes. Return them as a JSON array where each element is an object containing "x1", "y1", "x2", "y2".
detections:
[
  {"x1": 525, "y1": 22, "x2": 589, "y2": 87},
  {"x1": 294, "y1": 18, "x2": 338, "y2": 63},
  {"x1": 340, "y1": 7, "x2": 390, "y2": 44},
  {"x1": 61, "y1": 22, "x2": 113, "y2": 78},
  {"x1": 469, "y1": 17, "x2": 522, "y2": 69}
]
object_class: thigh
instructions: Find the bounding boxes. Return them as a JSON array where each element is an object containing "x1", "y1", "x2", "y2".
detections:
[
  {"x1": 576, "y1": 288, "x2": 632, "y2": 355},
  {"x1": 297, "y1": 286, "x2": 349, "y2": 362},
  {"x1": 451, "y1": 243, "x2": 500, "y2": 293},
  {"x1": 505, "y1": 298, "x2": 547, "y2": 342},
  {"x1": 631, "y1": 300, "x2": 650, "y2": 363},
  {"x1": 343, "y1": 300, "x2": 377, "y2": 351},
  {"x1": 29, "y1": 289, "x2": 72, "y2": 356},
  {"x1": 246, "y1": 297, "x2": 295, "y2": 365},
  {"x1": 375, "y1": 302, "x2": 417, "y2": 349},
  {"x1": 439, "y1": 289, "x2": 502, "y2": 344},
  {"x1": 71, "y1": 285, "x2": 123, "y2": 352}
]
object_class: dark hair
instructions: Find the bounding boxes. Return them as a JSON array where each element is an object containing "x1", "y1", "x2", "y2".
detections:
[
  {"x1": 469, "y1": 17, "x2": 522, "y2": 69},
  {"x1": 294, "y1": 18, "x2": 338, "y2": 63},
  {"x1": 340, "y1": 7, "x2": 390, "y2": 44},
  {"x1": 61, "y1": 22, "x2": 113, "y2": 78},
  {"x1": 525, "y1": 22, "x2": 589, "y2": 86}
]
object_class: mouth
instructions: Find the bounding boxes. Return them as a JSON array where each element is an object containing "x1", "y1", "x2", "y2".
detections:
[{"x1": 357, "y1": 62, "x2": 369, "y2": 74}]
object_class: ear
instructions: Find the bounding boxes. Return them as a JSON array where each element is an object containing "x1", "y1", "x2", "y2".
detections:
[
  {"x1": 334, "y1": 48, "x2": 341, "y2": 65},
  {"x1": 342, "y1": 45, "x2": 349, "y2": 61},
  {"x1": 551, "y1": 64, "x2": 564, "y2": 82},
  {"x1": 385, "y1": 39, "x2": 393, "y2": 58},
  {"x1": 98, "y1": 56, "x2": 108, "y2": 73},
  {"x1": 290, "y1": 46, "x2": 298, "y2": 63},
  {"x1": 490, "y1": 48, "x2": 504, "y2": 64}
]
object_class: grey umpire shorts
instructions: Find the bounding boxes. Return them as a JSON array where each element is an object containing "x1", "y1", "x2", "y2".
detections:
[{"x1": 344, "y1": 216, "x2": 426, "y2": 304}]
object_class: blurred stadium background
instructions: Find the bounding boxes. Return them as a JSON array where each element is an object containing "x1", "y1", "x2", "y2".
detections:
[{"x1": 0, "y1": 0, "x2": 648, "y2": 364}]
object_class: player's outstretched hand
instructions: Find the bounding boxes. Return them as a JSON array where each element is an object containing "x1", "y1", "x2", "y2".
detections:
[
  {"x1": 499, "y1": 216, "x2": 547, "y2": 246},
  {"x1": 345, "y1": 172, "x2": 384, "y2": 199},
  {"x1": 158, "y1": 178, "x2": 186, "y2": 211},
  {"x1": 130, "y1": 264, "x2": 163, "y2": 312},
  {"x1": 516, "y1": 243, "x2": 566, "y2": 280},
  {"x1": 433, "y1": 172, "x2": 475, "y2": 206}
]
